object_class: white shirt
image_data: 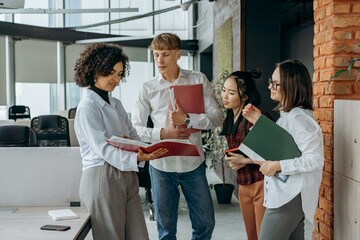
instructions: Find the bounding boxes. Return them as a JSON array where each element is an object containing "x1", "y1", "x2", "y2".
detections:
[
  {"x1": 132, "y1": 67, "x2": 223, "y2": 172},
  {"x1": 263, "y1": 107, "x2": 324, "y2": 223},
  {"x1": 74, "y1": 89, "x2": 140, "y2": 172}
]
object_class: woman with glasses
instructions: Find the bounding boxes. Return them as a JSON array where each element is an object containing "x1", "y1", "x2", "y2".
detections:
[
  {"x1": 242, "y1": 60, "x2": 324, "y2": 240},
  {"x1": 220, "y1": 70, "x2": 269, "y2": 240}
]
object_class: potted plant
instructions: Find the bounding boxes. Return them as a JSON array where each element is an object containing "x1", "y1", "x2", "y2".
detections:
[
  {"x1": 203, "y1": 70, "x2": 235, "y2": 204},
  {"x1": 328, "y1": 43, "x2": 360, "y2": 87}
]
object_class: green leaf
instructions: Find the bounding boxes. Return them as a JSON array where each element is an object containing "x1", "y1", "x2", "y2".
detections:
[{"x1": 331, "y1": 69, "x2": 346, "y2": 79}]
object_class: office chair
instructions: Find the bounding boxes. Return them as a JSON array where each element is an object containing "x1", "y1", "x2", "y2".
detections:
[
  {"x1": 137, "y1": 116, "x2": 155, "y2": 221},
  {"x1": 0, "y1": 125, "x2": 38, "y2": 147},
  {"x1": 68, "y1": 107, "x2": 77, "y2": 119},
  {"x1": 31, "y1": 115, "x2": 70, "y2": 147},
  {"x1": 8, "y1": 105, "x2": 31, "y2": 121}
]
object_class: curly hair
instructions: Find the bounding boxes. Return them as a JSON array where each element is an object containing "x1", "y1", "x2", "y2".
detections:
[{"x1": 74, "y1": 43, "x2": 130, "y2": 87}]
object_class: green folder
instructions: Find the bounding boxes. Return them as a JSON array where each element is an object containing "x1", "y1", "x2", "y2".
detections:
[
  {"x1": 239, "y1": 115, "x2": 302, "y2": 182},
  {"x1": 239, "y1": 114, "x2": 301, "y2": 161}
]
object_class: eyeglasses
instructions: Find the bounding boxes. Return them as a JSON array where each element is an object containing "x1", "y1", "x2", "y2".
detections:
[{"x1": 268, "y1": 77, "x2": 280, "y2": 90}]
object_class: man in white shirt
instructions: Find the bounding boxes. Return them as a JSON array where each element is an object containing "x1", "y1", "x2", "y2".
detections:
[{"x1": 133, "y1": 33, "x2": 223, "y2": 240}]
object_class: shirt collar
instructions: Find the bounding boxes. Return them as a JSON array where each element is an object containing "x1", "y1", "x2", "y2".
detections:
[
  {"x1": 156, "y1": 66, "x2": 187, "y2": 83},
  {"x1": 86, "y1": 88, "x2": 108, "y2": 107}
]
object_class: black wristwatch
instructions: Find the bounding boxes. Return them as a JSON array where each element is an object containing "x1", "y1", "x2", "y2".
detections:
[{"x1": 184, "y1": 114, "x2": 190, "y2": 126}]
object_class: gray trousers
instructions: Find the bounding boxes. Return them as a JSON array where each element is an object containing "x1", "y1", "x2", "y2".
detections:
[
  {"x1": 259, "y1": 194, "x2": 305, "y2": 240},
  {"x1": 79, "y1": 162, "x2": 148, "y2": 240}
]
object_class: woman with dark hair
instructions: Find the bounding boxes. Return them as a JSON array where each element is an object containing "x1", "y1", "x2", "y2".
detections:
[
  {"x1": 220, "y1": 70, "x2": 267, "y2": 240},
  {"x1": 243, "y1": 60, "x2": 324, "y2": 240},
  {"x1": 74, "y1": 43, "x2": 167, "y2": 240}
]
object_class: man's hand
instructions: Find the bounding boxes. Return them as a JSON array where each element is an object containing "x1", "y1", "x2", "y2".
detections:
[
  {"x1": 169, "y1": 99, "x2": 187, "y2": 126},
  {"x1": 160, "y1": 128, "x2": 191, "y2": 140},
  {"x1": 225, "y1": 152, "x2": 253, "y2": 170},
  {"x1": 253, "y1": 160, "x2": 281, "y2": 176}
]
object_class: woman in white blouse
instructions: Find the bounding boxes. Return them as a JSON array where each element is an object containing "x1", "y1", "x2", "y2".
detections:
[
  {"x1": 74, "y1": 43, "x2": 167, "y2": 240},
  {"x1": 242, "y1": 59, "x2": 324, "y2": 240}
]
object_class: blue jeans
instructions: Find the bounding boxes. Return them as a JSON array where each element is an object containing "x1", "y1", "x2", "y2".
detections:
[{"x1": 149, "y1": 163, "x2": 215, "y2": 240}]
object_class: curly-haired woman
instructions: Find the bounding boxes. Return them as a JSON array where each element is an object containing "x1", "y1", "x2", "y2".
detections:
[{"x1": 74, "y1": 43, "x2": 167, "y2": 240}]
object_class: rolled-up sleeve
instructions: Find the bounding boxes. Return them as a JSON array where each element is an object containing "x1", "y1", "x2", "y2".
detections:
[{"x1": 280, "y1": 114, "x2": 324, "y2": 175}]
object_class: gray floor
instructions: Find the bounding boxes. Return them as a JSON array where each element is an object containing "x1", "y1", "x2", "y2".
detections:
[
  {"x1": 86, "y1": 167, "x2": 313, "y2": 240},
  {"x1": 142, "y1": 168, "x2": 313, "y2": 240}
]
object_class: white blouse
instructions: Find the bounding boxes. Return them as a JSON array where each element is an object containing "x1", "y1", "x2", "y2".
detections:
[
  {"x1": 264, "y1": 107, "x2": 324, "y2": 223},
  {"x1": 74, "y1": 89, "x2": 140, "y2": 172}
]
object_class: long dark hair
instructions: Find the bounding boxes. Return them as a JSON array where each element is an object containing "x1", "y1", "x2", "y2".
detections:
[
  {"x1": 276, "y1": 59, "x2": 313, "y2": 112},
  {"x1": 220, "y1": 70, "x2": 261, "y2": 138}
]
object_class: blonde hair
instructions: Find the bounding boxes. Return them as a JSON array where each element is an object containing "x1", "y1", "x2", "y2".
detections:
[{"x1": 150, "y1": 33, "x2": 181, "y2": 51}]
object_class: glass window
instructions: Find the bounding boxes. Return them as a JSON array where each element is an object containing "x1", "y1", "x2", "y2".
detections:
[
  {"x1": 15, "y1": 83, "x2": 56, "y2": 117},
  {"x1": 0, "y1": 106, "x2": 7, "y2": 120}
]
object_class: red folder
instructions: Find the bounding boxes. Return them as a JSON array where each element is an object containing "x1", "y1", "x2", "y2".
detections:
[
  {"x1": 107, "y1": 136, "x2": 200, "y2": 157},
  {"x1": 225, "y1": 147, "x2": 248, "y2": 157},
  {"x1": 170, "y1": 84, "x2": 204, "y2": 114}
]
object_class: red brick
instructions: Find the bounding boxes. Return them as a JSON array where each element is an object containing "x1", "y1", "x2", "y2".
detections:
[
  {"x1": 319, "y1": 69, "x2": 334, "y2": 82},
  {"x1": 333, "y1": 3, "x2": 351, "y2": 14},
  {"x1": 333, "y1": 16, "x2": 360, "y2": 28},
  {"x1": 324, "y1": 133, "x2": 333, "y2": 147},
  {"x1": 324, "y1": 109, "x2": 333, "y2": 121},
  {"x1": 324, "y1": 147, "x2": 333, "y2": 161},
  {"x1": 319, "y1": 95, "x2": 334, "y2": 108},
  {"x1": 320, "y1": 121, "x2": 333, "y2": 133},
  {"x1": 325, "y1": 5, "x2": 333, "y2": 17},
  {"x1": 313, "y1": 97, "x2": 320, "y2": 109},
  {"x1": 315, "y1": 57, "x2": 326, "y2": 70},
  {"x1": 354, "y1": 81, "x2": 360, "y2": 94},
  {"x1": 321, "y1": 172, "x2": 334, "y2": 188},
  {"x1": 319, "y1": 221, "x2": 333, "y2": 240},
  {"x1": 318, "y1": 196, "x2": 334, "y2": 213},
  {"x1": 314, "y1": 83, "x2": 326, "y2": 95},
  {"x1": 353, "y1": 4, "x2": 360, "y2": 13},
  {"x1": 328, "y1": 82, "x2": 353, "y2": 94},
  {"x1": 355, "y1": 31, "x2": 360, "y2": 39},
  {"x1": 333, "y1": 55, "x2": 351, "y2": 66},
  {"x1": 314, "y1": 33, "x2": 326, "y2": 45},
  {"x1": 324, "y1": 185, "x2": 334, "y2": 203},
  {"x1": 315, "y1": 207, "x2": 333, "y2": 226},
  {"x1": 323, "y1": 160, "x2": 333, "y2": 173},
  {"x1": 314, "y1": 108, "x2": 325, "y2": 121}
]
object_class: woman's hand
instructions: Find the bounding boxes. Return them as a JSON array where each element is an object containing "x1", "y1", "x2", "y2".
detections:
[
  {"x1": 225, "y1": 152, "x2": 253, "y2": 170},
  {"x1": 253, "y1": 160, "x2": 281, "y2": 176},
  {"x1": 137, "y1": 148, "x2": 169, "y2": 162},
  {"x1": 242, "y1": 103, "x2": 261, "y2": 124}
]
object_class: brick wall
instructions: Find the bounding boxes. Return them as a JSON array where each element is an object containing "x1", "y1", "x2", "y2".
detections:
[{"x1": 313, "y1": 0, "x2": 360, "y2": 239}]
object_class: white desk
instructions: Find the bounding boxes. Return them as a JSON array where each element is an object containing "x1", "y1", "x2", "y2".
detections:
[{"x1": 0, "y1": 207, "x2": 90, "y2": 240}]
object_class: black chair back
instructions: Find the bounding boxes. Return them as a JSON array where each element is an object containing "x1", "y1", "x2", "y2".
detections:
[
  {"x1": 8, "y1": 105, "x2": 31, "y2": 121},
  {"x1": 68, "y1": 107, "x2": 77, "y2": 119},
  {"x1": 0, "y1": 125, "x2": 38, "y2": 147},
  {"x1": 31, "y1": 115, "x2": 70, "y2": 147}
]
